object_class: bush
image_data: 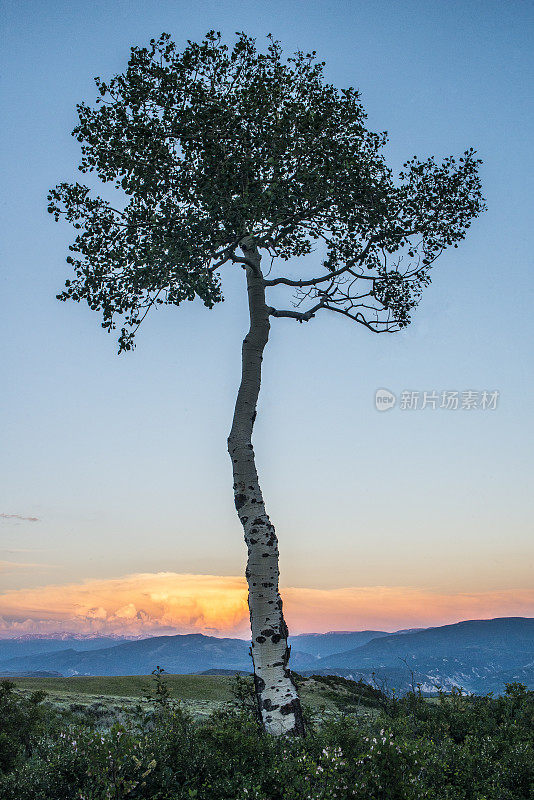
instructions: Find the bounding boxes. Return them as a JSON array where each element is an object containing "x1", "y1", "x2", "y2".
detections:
[
  {"x1": 0, "y1": 680, "x2": 51, "y2": 775},
  {"x1": 0, "y1": 678, "x2": 532, "y2": 800}
]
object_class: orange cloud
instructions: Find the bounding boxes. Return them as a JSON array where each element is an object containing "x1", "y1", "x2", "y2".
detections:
[
  {"x1": 0, "y1": 573, "x2": 532, "y2": 638},
  {"x1": 0, "y1": 573, "x2": 249, "y2": 637}
]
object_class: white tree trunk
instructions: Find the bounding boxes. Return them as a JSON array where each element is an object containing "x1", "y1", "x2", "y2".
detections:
[{"x1": 227, "y1": 236, "x2": 305, "y2": 736}]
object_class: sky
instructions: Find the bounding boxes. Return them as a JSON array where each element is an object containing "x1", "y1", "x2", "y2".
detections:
[{"x1": 1, "y1": 0, "x2": 533, "y2": 638}]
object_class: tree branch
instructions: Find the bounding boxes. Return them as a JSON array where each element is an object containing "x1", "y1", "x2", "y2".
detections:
[
  {"x1": 268, "y1": 300, "x2": 325, "y2": 322},
  {"x1": 263, "y1": 239, "x2": 375, "y2": 287},
  {"x1": 322, "y1": 303, "x2": 399, "y2": 332}
]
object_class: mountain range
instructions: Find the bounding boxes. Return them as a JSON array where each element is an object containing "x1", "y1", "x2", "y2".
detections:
[
  {"x1": 0, "y1": 636, "x2": 132, "y2": 661},
  {"x1": 289, "y1": 630, "x2": 387, "y2": 657},
  {"x1": 304, "y1": 617, "x2": 534, "y2": 695},
  {"x1": 1, "y1": 617, "x2": 532, "y2": 696}
]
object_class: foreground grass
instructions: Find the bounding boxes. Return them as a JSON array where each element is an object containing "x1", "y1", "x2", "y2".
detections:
[
  {"x1": 10, "y1": 674, "x2": 236, "y2": 700},
  {"x1": 1, "y1": 676, "x2": 532, "y2": 799},
  {"x1": 8, "y1": 675, "x2": 234, "y2": 726},
  {"x1": 9, "y1": 674, "x2": 363, "y2": 722}
]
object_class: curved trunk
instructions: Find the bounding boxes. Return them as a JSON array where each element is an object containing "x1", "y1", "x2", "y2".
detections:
[{"x1": 227, "y1": 236, "x2": 305, "y2": 736}]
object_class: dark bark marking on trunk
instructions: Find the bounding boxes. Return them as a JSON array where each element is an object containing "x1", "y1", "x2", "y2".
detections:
[
  {"x1": 234, "y1": 494, "x2": 247, "y2": 510},
  {"x1": 262, "y1": 699, "x2": 280, "y2": 711}
]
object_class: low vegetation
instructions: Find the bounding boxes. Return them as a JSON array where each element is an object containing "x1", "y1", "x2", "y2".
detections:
[{"x1": 0, "y1": 672, "x2": 532, "y2": 799}]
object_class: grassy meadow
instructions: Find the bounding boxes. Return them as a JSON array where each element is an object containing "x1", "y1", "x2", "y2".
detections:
[{"x1": 8, "y1": 673, "x2": 376, "y2": 725}]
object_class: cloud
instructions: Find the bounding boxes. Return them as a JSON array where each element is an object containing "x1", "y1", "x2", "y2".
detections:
[
  {"x1": 0, "y1": 560, "x2": 54, "y2": 574},
  {"x1": 0, "y1": 573, "x2": 532, "y2": 638},
  {"x1": 0, "y1": 573, "x2": 249, "y2": 637},
  {"x1": 0, "y1": 513, "x2": 39, "y2": 522}
]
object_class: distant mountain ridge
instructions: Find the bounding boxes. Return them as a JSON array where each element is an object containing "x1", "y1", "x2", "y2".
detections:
[
  {"x1": 0, "y1": 636, "x2": 133, "y2": 661},
  {"x1": 1, "y1": 633, "x2": 316, "y2": 677},
  {"x1": 289, "y1": 630, "x2": 387, "y2": 657},
  {"x1": 0, "y1": 634, "x2": 255, "y2": 677},
  {"x1": 320, "y1": 617, "x2": 534, "y2": 668},
  {"x1": 0, "y1": 630, "x2": 395, "y2": 675},
  {"x1": 314, "y1": 617, "x2": 534, "y2": 695},
  {"x1": 1, "y1": 618, "x2": 532, "y2": 696}
]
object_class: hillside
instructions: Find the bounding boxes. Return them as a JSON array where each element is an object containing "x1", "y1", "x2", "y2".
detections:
[
  {"x1": 1, "y1": 618, "x2": 532, "y2": 696},
  {"x1": 0, "y1": 633, "x2": 321, "y2": 676},
  {"x1": 316, "y1": 617, "x2": 534, "y2": 694},
  {"x1": 0, "y1": 634, "x2": 253, "y2": 676},
  {"x1": 0, "y1": 636, "x2": 132, "y2": 662},
  {"x1": 0, "y1": 629, "x2": 401, "y2": 677},
  {"x1": 7, "y1": 673, "x2": 372, "y2": 723},
  {"x1": 289, "y1": 630, "x2": 387, "y2": 657}
]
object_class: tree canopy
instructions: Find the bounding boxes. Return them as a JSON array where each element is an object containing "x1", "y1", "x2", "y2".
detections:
[{"x1": 48, "y1": 30, "x2": 485, "y2": 351}]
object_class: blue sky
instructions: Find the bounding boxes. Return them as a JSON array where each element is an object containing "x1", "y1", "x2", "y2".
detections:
[{"x1": 0, "y1": 0, "x2": 532, "y2": 634}]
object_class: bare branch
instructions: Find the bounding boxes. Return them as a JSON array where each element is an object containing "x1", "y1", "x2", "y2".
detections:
[
  {"x1": 229, "y1": 254, "x2": 251, "y2": 267},
  {"x1": 322, "y1": 303, "x2": 399, "y2": 332},
  {"x1": 268, "y1": 300, "x2": 326, "y2": 322},
  {"x1": 263, "y1": 238, "x2": 375, "y2": 287}
]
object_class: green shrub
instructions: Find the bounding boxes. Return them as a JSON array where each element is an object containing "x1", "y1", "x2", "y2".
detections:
[
  {"x1": 0, "y1": 680, "x2": 51, "y2": 775},
  {"x1": 0, "y1": 679, "x2": 532, "y2": 800}
]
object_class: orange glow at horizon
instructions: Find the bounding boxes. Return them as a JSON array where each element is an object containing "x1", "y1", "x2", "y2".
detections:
[{"x1": 0, "y1": 572, "x2": 532, "y2": 637}]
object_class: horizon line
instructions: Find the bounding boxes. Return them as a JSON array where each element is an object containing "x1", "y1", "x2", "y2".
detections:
[{"x1": 1, "y1": 614, "x2": 531, "y2": 641}]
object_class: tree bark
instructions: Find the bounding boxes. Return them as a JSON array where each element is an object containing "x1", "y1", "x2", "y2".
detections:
[{"x1": 227, "y1": 235, "x2": 305, "y2": 736}]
